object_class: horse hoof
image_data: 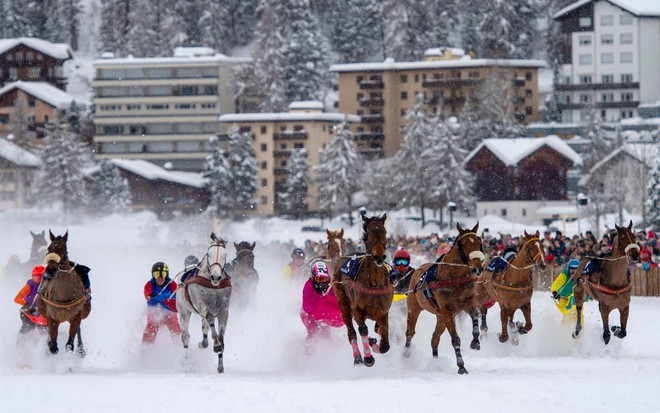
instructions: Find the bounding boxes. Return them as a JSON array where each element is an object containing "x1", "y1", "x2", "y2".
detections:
[
  {"x1": 403, "y1": 347, "x2": 411, "y2": 358},
  {"x1": 498, "y1": 334, "x2": 508, "y2": 343},
  {"x1": 603, "y1": 334, "x2": 611, "y2": 345},
  {"x1": 572, "y1": 330, "x2": 581, "y2": 339},
  {"x1": 217, "y1": 355, "x2": 224, "y2": 373},
  {"x1": 353, "y1": 355, "x2": 363, "y2": 365},
  {"x1": 78, "y1": 347, "x2": 86, "y2": 358},
  {"x1": 363, "y1": 356, "x2": 375, "y2": 367},
  {"x1": 458, "y1": 367, "x2": 469, "y2": 375},
  {"x1": 432, "y1": 349, "x2": 438, "y2": 358},
  {"x1": 368, "y1": 337, "x2": 378, "y2": 346},
  {"x1": 470, "y1": 340, "x2": 480, "y2": 351},
  {"x1": 66, "y1": 344, "x2": 74, "y2": 353},
  {"x1": 379, "y1": 343, "x2": 390, "y2": 354},
  {"x1": 199, "y1": 340, "x2": 209, "y2": 349},
  {"x1": 49, "y1": 346, "x2": 59, "y2": 355},
  {"x1": 213, "y1": 345, "x2": 222, "y2": 353}
]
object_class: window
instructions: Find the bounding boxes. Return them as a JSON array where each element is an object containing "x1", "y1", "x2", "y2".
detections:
[
  {"x1": 620, "y1": 52, "x2": 633, "y2": 63},
  {"x1": 294, "y1": 143, "x2": 304, "y2": 149},
  {"x1": 621, "y1": 73, "x2": 633, "y2": 83},
  {"x1": 601, "y1": 110, "x2": 607, "y2": 119},
  {"x1": 601, "y1": 93, "x2": 614, "y2": 102},
  {"x1": 578, "y1": 35, "x2": 592, "y2": 45},
  {"x1": 579, "y1": 17, "x2": 591, "y2": 27},
  {"x1": 260, "y1": 196, "x2": 268, "y2": 205},
  {"x1": 28, "y1": 99, "x2": 36, "y2": 108},
  {"x1": 501, "y1": 208, "x2": 507, "y2": 217},
  {"x1": 600, "y1": 15, "x2": 613, "y2": 26},
  {"x1": 525, "y1": 107, "x2": 533, "y2": 115},
  {"x1": 620, "y1": 14, "x2": 633, "y2": 25},
  {"x1": 620, "y1": 33, "x2": 633, "y2": 44},
  {"x1": 400, "y1": 74, "x2": 408, "y2": 83},
  {"x1": 579, "y1": 94, "x2": 591, "y2": 103},
  {"x1": 601, "y1": 53, "x2": 613, "y2": 64},
  {"x1": 525, "y1": 72, "x2": 532, "y2": 81},
  {"x1": 601, "y1": 74, "x2": 614, "y2": 83},
  {"x1": 356, "y1": 75, "x2": 364, "y2": 83},
  {"x1": 260, "y1": 161, "x2": 267, "y2": 170},
  {"x1": 400, "y1": 91, "x2": 408, "y2": 100},
  {"x1": 564, "y1": 76, "x2": 571, "y2": 84},
  {"x1": 621, "y1": 93, "x2": 633, "y2": 102},
  {"x1": 27, "y1": 115, "x2": 35, "y2": 124},
  {"x1": 26, "y1": 52, "x2": 34, "y2": 61},
  {"x1": 8, "y1": 67, "x2": 17, "y2": 79},
  {"x1": 177, "y1": 141, "x2": 200, "y2": 152},
  {"x1": 522, "y1": 209, "x2": 527, "y2": 217},
  {"x1": 579, "y1": 110, "x2": 591, "y2": 121},
  {"x1": 260, "y1": 143, "x2": 267, "y2": 152},
  {"x1": 579, "y1": 75, "x2": 592, "y2": 84},
  {"x1": 27, "y1": 67, "x2": 41, "y2": 78},
  {"x1": 204, "y1": 86, "x2": 217, "y2": 95},
  {"x1": 260, "y1": 126, "x2": 267, "y2": 134},
  {"x1": 15, "y1": 52, "x2": 23, "y2": 61},
  {"x1": 601, "y1": 34, "x2": 614, "y2": 45},
  {"x1": 261, "y1": 178, "x2": 267, "y2": 188},
  {"x1": 579, "y1": 54, "x2": 592, "y2": 65},
  {"x1": 414, "y1": 74, "x2": 419, "y2": 82},
  {"x1": 525, "y1": 89, "x2": 532, "y2": 98}
]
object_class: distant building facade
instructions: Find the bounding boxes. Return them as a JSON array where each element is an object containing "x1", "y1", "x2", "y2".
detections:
[
  {"x1": 0, "y1": 138, "x2": 39, "y2": 211},
  {"x1": 92, "y1": 48, "x2": 249, "y2": 172},
  {"x1": 219, "y1": 101, "x2": 360, "y2": 215},
  {"x1": 331, "y1": 50, "x2": 544, "y2": 157},
  {"x1": 553, "y1": 0, "x2": 660, "y2": 123},
  {"x1": 0, "y1": 38, "x2": 72, "y2": 90}
]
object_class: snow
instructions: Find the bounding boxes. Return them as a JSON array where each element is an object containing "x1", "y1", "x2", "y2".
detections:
[
  {"x1": 94, "y1": 159, "x2": 206, "y2": 189},
  {"x1": 554, "y1": 0, "x2": 660, "y2": 18},
  {"x1": 0, "y1": 138, "x2": 40, "y2": 167},
  {"x1": 0, "y1": 38, "x2": 72, "y2": 60},
  {"x1": 0, "y1": 81, "x2": 81, "y2": 109},
  {"x1": 93, "y1": 54, "x2": 249, "y2": 66},
  {"x1": 0, "y1": 211, "x2": 658, "y2": 411},
  {"x1": 220, "y1": 113, "x2": 361, "y2": 123},
  {"x1": 330, "y1": 58, "x2": 546, "y2": 73},
  {"x1": 465, "y1": 135, "x2": 583, "y2": 167}
]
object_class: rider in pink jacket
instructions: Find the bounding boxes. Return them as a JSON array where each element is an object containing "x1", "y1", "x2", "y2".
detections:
[{"x1": 300, "y1": 261, "x2": 343, "y2": 341}]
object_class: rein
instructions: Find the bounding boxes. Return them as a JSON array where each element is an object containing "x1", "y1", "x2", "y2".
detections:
[
  {"x1": 38, "y1": 293, "x2": 87, "y2": 309},
  {"x1": 335, "y1": 279, "x2": 393, "y2": 296}
]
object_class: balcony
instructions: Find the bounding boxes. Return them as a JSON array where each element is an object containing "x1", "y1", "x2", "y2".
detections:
[
  {"x1": 557, "y1": 101, "x2": 640, "y2": 110},
  {"x1": 359, "y1": 98, "x2": 384, "y2": 107},
  {"x1": 513, "y1": 78, "x2": 526, "y2": 86},
  {"x1": 273, "y1": 131, "x2": 308, "y2": 140},
  {"x1": 273, "y1": 150, "x2": 293, "y2": 158},
  {"x1": 359, "y1": 80, "x2": 384, "y2": 90},
  {"x1": 361, "y1": 114, "x2": 384, "y2": 124},
  {"x1": 274, "y1": 168, "x2": 288, "y2": 176},
  {"x1": 555, "y1": 82, "x2": 640, "y2": 91},
  {"x1": 357, "y1": 132, "x2": 385, "y2": 142},
  {"x1": 422, "y1": 77, "x2": 481, "y2": 88}
]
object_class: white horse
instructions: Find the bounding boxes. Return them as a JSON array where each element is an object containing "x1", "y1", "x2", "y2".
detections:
[{"x1": 176, "y1": 233, "x2": 232, "y2": 373}]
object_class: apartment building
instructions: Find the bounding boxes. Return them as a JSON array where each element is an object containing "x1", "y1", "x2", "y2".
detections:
[
  {"x1": 0, "y1": 38, "x2": 72, "y2": 90},
  {"x1": 93, "y1": 48, "x2": 249, "y2": 171},
  {"x1": 330, "y1": 49, "x2": 544, "y2": 157},
  {"x1": 219, "y1": 101, "x2": 360, "y2": 215},
  {"x1": 554, "y1": 0, "x2": 660, "y2": 123}
]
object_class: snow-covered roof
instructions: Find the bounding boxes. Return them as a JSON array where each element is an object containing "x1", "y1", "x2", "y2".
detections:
[
  {"x1": 93, "y1": 54, "x2": 249, "y2": 66},
  {"x1": 288, "y1": 101, "x2": 324, "y2": 110},
  {"x1": 330, "y1": 58, "x2": 545, "y2": 73},
  {"x1": 536, "y1": 205, "x2": 579, "y2": 217},
  {"x1": 0, "y1": 138, "x2": 40, "y2": 167},
  {"x1": 580, "y1": 142, "x2": 659, "y2": 185},
  {"x1": 0, "y1": 81, "x2": 80, "y2": 108},
  {"x1": 424, "y1": 47, "x2": 466, "y2": 57},
  {"x1": 621, "y1": 117, "x2": 660, "y2": 126},
  {"x1": 0, "y1": 37, "x2": 73, "y2": 60},
  {"x1": 465, "y1": 135, "x2": 583, "y2": 167},
  {"x1": 89, "y1": 159, "x2": 206, "y2": 188},
  {"x1": 173, "y1": 47, "x2": 216, "y2": 57},
  {"x1": 554, "y1": 0, "x2": 660, "y2": 18},
  {"x1": 220, "y1": 113, "x2": 361, "y2": 123}
]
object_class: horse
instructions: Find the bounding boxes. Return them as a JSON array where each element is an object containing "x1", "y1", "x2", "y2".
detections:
[
  {"x1": 475, "y1": 230, "x2": 547, "y2": 345},
  {"x1": 403, "y1": 222, "x2": 485, "y2": 374},
  {"x1": 225, "y1": 241, "x2": 258, "y2": 305},
  {"x1": 176, "y1": 232, "x2": 232, "y2": 373},
  {"x1": 333, "y1": 214, "x2": 392, "y2": 367},
  {"x1": 308, "y1": 229, "x2": 347, "y2": 275},
  {"x1": 572, "y1": 221, "x2": 640, "y2": 343},
  {"x1": 36, "y1": 231, "x2": 90, "y2": 356},
  {"x1": 27, "y1": 230, "x2": 48, "y2": 267}
]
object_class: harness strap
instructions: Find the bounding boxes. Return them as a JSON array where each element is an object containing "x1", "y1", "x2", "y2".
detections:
[
  {"x1": 589, "y1": 281, "x2": 631, "y2": 297},
  {"x1": 426, "y1": 274, "x2": 477, "y2": 289},
  {"x1": 491, "y1": 279, "x2": 534, "y2": 292},
  {"x1": 340, "y1": 279, "x2": 393, "y2": 296},
  {"x1": 183, "y1": 277, "x2": 231, "y2": 315},
  {"x1": 38, "y1": 293, "x2": 87, "y2": 310}
]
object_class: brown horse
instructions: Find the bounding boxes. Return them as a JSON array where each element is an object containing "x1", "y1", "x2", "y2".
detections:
[
  {"x1": 572, "y1": 221, "x2": 640, "y2": 343},
  {"x1": 404, "y1": 222, "x2": 485, "y2": 374},
  {"x1": 333, "y1": 214, "x2": 392, "y2": 366},
  {"x1": 36, "y1": 231, "x2": 91, "y2": 356},
  {"x1": 475, "y1": 230, "x2": 546, "y2": 344}
]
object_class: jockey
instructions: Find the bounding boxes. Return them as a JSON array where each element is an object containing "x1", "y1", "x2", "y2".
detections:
[
  {"x1": 142, "y1": 262, "x2": 181, "y2": 344},
  {"x1": 283, "y1": 247, "x2": 306, "y2": 282},
  {"x1": 391, "y1": 249, "x2": 416, "y2": 295},
  {"x1": 179, "y1": 255, "x2": 199, "y2": 284},
  {"x1": 551, "y1": 258, "x2": 591, "y2": 318},
  {"x1": 14, "y1": 265, "x2": 47, "y2": 334},
  {"x1": 300, "y1": 261, "x2": 343, "y2": 349}
]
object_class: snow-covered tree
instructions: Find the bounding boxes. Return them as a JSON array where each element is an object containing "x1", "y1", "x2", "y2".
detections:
[
  {"x1": 36, "y1": 113, "x2": 92, "y2": 217},
  {"x1": 327, "y1": 0, "x2": 383, "y2": 62},
  {"x1": 227, "y1": 126, "x2": 258, "y2": 213},
  {"x1": 475, "y1": 69, "x2": 526, "y2": 138},
  {"x1": 460, "y1": 2, "x2": 482, "y2": 57},
  {"x1": 203, "y1": 135, "x2": 234, "y2": 216},
  {"x1": 99, "y1": 0, "x2": 131, "y2": 56},
  {"x1": 647, "y1": 161, "x2": 660, "y2": 230},
  {"x1": 279, "y1": 148, "x2": 309, "y2": 217},
  {"x1": 583, "y1": 113, "x2": 620, "y2": 170},
  {"x1": 93, "y1": 159, "x2": 131, "y2": 214},
  {"x1": 479, "y1": 0, "x2": 538, "y2": 59},
  {"x1": 315, "y1": 121, "x2": 362, "y2": 226}
]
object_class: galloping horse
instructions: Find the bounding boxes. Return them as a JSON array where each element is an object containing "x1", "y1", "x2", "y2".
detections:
[
  {"x1": 36, "y1": 231, "x2": 90, "y2": 356},
  {"x1": 572, "y1": 221, "x2": 640, "y2": 343},
  {"x1": 404, "y1": 222, "x2": 485, "y2": 374},
  {"x1": 225, "y1": 241, "x2": 258, "y2": 305},
  {"x1": 177, "y1": 233, "x2": 232, "y2": 373},
  {"x1": 333, "y1": 214, "x2": 392, "y2": 366},
  {"x1": 27, "y1": 230, "x2": 48, "y2": 267},
  {"x1": 475, "y1": 230, "x2": 546, "y2": 344}
]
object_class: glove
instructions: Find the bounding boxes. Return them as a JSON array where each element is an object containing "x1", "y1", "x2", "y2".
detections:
[
  {"x1": 551, "y1": 291, "x2": 560, "y2": 300},
  {"x1": 24, "y1": 305, "x2": 36, "y2": 315}
]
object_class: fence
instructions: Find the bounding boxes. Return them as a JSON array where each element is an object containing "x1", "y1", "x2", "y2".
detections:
[{"x1": 533, "y1": 267, "x2": 660, "y2": 297}]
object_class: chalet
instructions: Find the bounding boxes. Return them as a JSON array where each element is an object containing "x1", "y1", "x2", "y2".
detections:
[
  {"x1": 0, "y1": 38, "x2": 73, "y2": 90},
  {"x1": 464, "y1": 135, "x2": 582, "y2": 224},
  {"x1": 0, "y1": 137, "x2": 40, "y2": 211},
  {"x1": 0, "y1": 81, "x2": 81, "y2": 142}
]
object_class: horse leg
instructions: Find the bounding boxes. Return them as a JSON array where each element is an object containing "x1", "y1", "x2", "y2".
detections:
[
  {"x1": 430, "y1": 316, "x2": 446, "y2": 358},
  {"x1": 213, "y1": 306, "x2": 229, "y2": 373},
  {"x1": 355, "y1": 311, "x2": 375, "y2": 367},
  {"x1": 199, "y1": 315, "x2": 210, "y2": 349},
  {"x1": 518, "y1": 302, "x2": 532, "y2": 335},
  {"x1": 498, "y1": 307, "x2": 511, "y2": 343},
  {"x1": 508, "y1": 313, "x2": 520, "y2": 346},
  {"x1": 335, "y1": 285, "x2": 361, "y2": 365},
  {"x1": 404, "y1": 294, "x2": 423, "y2": 358},
  {"x1": 467, "y1": 307, "x2": 481, "y2": 350},
  {"x1": 47, "y1": 317, "x2": 59, "y2": 354},
  {"x1": 66, "y1": 314, "x2": 82, "y2": 353},
  {"x1": 76, "y1": 326, "x2": 86, "y2": 358},
  {"x1": 179, "y1": 308, "x2": 191, "y2": 349},
  {"x1": 612, "y1": 305, "x2": 629, "y2": 339},
  {"x1": 479, "y1": 304, "x2": 489, "y2": 333},
  {"x1": 572, "y1": 280, "x2": 586, "y2": 339},
  {"x1": 372, "y1": 313, "x2": 390, "y2": 354},
  {"x1": 599, "y1": 302, "x2": 612, "y2": 345},
  {"x1": 443, "y1": 312, "x2": 468, "y2": 374}
]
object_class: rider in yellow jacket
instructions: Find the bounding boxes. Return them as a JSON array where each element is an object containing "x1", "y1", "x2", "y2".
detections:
[{"x1": 551, "y1": 259, "x2": 591, "y2": 320}]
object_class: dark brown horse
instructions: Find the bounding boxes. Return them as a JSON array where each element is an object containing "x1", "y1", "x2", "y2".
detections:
[
  {"x1": 333, "y1": 214, "x2": 392, "y2": 366},
  {"x1": 404, "y1": 222, "x2": 485, "y2": 374},
  {"x1": 36, "y1": 231, "x2": 91, "y2": 356},
  {"x1": 475, "y1": 230, "x2": 546, "y2": 344},
  {"x1": 572, "y1": 221, "x2": 640, "y2": 343}
]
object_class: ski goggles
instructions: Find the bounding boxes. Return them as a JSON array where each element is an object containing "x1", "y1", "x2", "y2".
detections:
[
  {"x1": 152, "y1": 270, "x2": 168, "y2": 279},
  {"x1": 313, "y1": 274, "x2": 330, "y2": 283},
  {"x1": 394, "y1": 258, "x2": 410, "y2": 267}
]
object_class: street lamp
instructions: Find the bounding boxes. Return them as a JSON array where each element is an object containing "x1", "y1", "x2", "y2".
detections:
[
  {"x1": 448, "y1": 201, "x2": 457, "y2": 229},
  {"x1": 576, "y1": 193, "x2": 588, "y2": 235}
]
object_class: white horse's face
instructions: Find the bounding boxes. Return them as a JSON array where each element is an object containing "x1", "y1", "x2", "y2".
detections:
[{"x1": 204, "y1": 243, "x2": 228, "y2": 286}]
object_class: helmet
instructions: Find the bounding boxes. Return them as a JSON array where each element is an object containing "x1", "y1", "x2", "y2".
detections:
[
  {"x1": 393, "y1": 249, "x2": 411, "y2": 270},
  {"x1": 567, "y1": 259, "x2": 580, "y2": 271},
  {"x1": 184, "y1": 255, "x2": 199, "y2": 267},
  {"x1": 151, "y1": 262, "x2": 169, "y2": 280},
  {"x1": 31, "y1": 265, "x2": 45, "y2": 282},
  {"x1": 311, "y1": 261, "x2": 330, "y2": 292},
  {"x1": 393, "y1": 249, "x2": 411, "y2": 261},
  {"x1": 291, "y1": 248, "x2": 305, "y2": 259}
]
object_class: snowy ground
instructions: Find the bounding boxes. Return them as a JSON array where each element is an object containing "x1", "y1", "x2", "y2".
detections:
[{"x1": 0, "y1": 211, "x2": 658, "y2": 412}]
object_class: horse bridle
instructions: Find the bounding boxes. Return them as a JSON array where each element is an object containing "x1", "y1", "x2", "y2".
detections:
[
  {"x1": 455, "y1": 232, "x2": 486, "y2": 264},
  {"x1": 619, "y1": 230, "x2": 640, "y2": 262},
  {"x1": 204, "y1": 242, "x2": 228, "y2": 276},
  {"x1": 524, "y1": 237, "x2": 545, "y2": 267},
  {"x1": 364, "y1": 221, "x2": 387, "y2": 260}
]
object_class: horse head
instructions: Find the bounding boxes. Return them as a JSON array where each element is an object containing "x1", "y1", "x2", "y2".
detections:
[
  {"x1": 455, "y1": 222, "x2": 485, "y2": 275},
  {"x1": 362, "y1": 213, "x2": 387, "y2": 267},
  {"x1": 46, "y1": 230, "x2": 69, "y2": 271},
  {"x1": 521, "y1": 230, "x2": 547, "y2": 271},
  {"x1": 204, "y1": 232, "x2": 228, "y2": 286},
  {"x1": 614, "y1": 220, "x2": 640, "y2": 264},
  {"x1": 29, "y1": 230, "x2": 47, "y2": 259},
  {"x1": 326, "y1": 228, "x2": 345, "y2": 262},
  {"x1": 233, "y1": 241, "x2": 256, "y2": 273}
]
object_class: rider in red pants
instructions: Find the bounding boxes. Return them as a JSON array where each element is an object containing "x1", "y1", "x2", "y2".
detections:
[{"x1": 142, "y1": 262, "x2": 181, "y2": 344}]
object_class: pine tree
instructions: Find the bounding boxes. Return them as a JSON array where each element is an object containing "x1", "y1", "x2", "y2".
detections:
[
  {"x1": 280, "y1": 148, "x2": 309, "y2": 217},
  {"x1": 93, "y1": 159, "x2": 131, "y2": 214},
  {"x1": 315, "y1": 121, "x2": 362, "y2": 226},
  {"x1": 583, "y1": 111, "x2": 618, "y2": 169},
  {"x1": 100, "y1": 0, "x2": 131, "y2": 56},
  {"x1": 647, "y1": 161, "x2": 660, "y2": 230},
  {"x1": 203, "y1": 135, "x2": 234, "y2": 216},
  {"x1": 327, "y1": 0, "x2": 383, "y2": 62},
  {"x1": 475, "y1": 68, "x2": 525, "y2": 138},
  {"x1": 479, "y1": 0, "x2": 538, "y2": 59},
  {"x1": 36, "y1": 113, "x2": 92, "y2": 217},
  {"x1": 227, "y1": 126, "x2": 258, "y2": 213},
  {"x1": 460, "y1": 2, "x2": 482, "y2": 57}
]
